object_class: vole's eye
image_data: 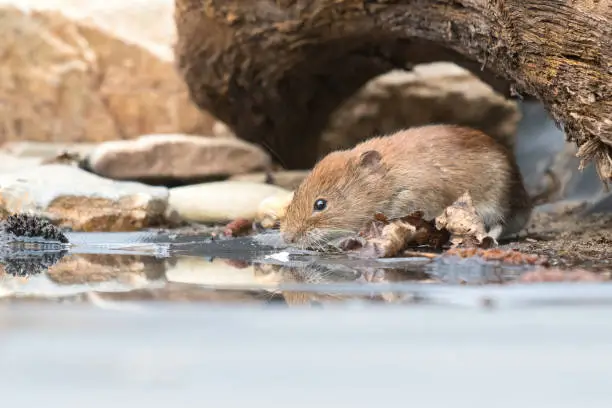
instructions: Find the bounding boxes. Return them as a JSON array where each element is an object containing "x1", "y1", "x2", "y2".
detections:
[{"x1": 313, "y1": 199, "x2": 327, "y2": 212}]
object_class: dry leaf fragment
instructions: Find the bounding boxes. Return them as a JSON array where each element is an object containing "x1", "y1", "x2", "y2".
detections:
[
  {"x1": 445, "y1": 248, "x2": 548, "y2": 266},
  {"x1": 357, "y1": 218, "x2": 420, "y2": 258},
  {"x1": 435, "y1": 191, "x2": 495, "y2": 248},
  {"x1": 340, "y1": 211, "x2": 450, "y2": 258},
  {"x1": 337, "y1": 190, "x2": 503, "y2": 259}
]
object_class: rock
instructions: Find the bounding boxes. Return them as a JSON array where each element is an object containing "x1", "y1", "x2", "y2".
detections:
[
  {"x1": 168, "y1": 181, "x2": 290, "y2": 223},
  {"x1": 0, "y1": 0, "x2": 215, "y2": 145},
  {"x1": 256, "y1": 191, "x2": 294, "y2": 229},
  {"x1": 0, "y1": 164, "x2": 169, "y2": 231},
  {"x1": 1, "y1": 141, "x2": 97, "y2": 160},
  {"x1": 90, "y1": 284, "x2": 276, "y2": 304},
  {"x1": 86, "y1": 134, "x2": 271, "y2": 182},
  {"x1": 165, "y1": 257, "x2": 259, "y2": 286},
  {"x1": 0, "y1": 153, "x2": 42, "y2": 173},
  {"x1": 212, "y1": 121, "x2": 236, "y2": 138},
  {"x1": 319, "y1": 63, "x2": 520, "y2": 155},
  {"x1": 230, "y1": 170, "x2": 309, "y2": 190},
  {"x1": 46, "y1": 254, "x2": 166, "y2": 285}
]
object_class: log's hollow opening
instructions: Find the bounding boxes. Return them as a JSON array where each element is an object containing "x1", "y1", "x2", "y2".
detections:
[
  {"x1": 212, "y1": 36, "x2": 517, "y2": 170},
  {"x1": 318, "y1": 63, "x2": 522, "y2": 158}
]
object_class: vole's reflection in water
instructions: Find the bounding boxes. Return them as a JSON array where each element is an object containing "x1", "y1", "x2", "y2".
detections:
[
  {"x1": 252, "y1": 262, "x2": 434, "y2": 306},
  {"x1": 250, "y1": 255, "x2": 531, "y2": 307}
]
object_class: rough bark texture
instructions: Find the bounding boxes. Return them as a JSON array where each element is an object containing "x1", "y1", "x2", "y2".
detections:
[{"x1": 174, "y1": 0, "x2": 612, "y2": 181}]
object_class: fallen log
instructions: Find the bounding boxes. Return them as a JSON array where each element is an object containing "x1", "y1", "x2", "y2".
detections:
[{"x1": 174, "y1": 0, "x2": 612, "y2": 182}]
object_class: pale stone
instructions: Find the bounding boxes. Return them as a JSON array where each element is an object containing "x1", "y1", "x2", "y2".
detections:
[
  {"x1": 0, "y1": 0, "x2": 214, "y2": 145},
  {"x1": 168, "y1": 181, "x2": 291, "y2": 223},
  {"x1": 0, "y1": 164, "x2": 169, "y2": 231},
  {"x1": 256, "y1": 191, "x2": 294, "y2": 229},
  {"x1": 1, "y1": 141, "x2": 97, "y2": 160},
  {"x1": 165, "y1": 257, "x2": 259, "y2": 286},
  {"x1": 230, "y1": 170, "x2": 309, "y2": 190},
  {"x1": 319, "y1": 62, "x2": 521, "y2": 155},
  {"x1": 212, "y1": 121, "x2": 236, "y2": 138},
  {"x1": 0, "y1": 153, "x2": 43, "y2": 173},
  {"x1": 87, "y1": 134, "x2": 271, "y2": 181},
  {"x1": 0, "y1": 274, "x2": 47, "y2": 297}
]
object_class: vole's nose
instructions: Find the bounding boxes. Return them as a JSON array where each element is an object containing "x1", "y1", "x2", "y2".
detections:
[{"x1": 281, "y1": 230, "x2": 296, "y2": 244}]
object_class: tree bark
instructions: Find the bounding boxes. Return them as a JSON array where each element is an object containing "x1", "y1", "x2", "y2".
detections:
[{"x1": 174, "y1": 0, "x2": 612, "y2": 181}]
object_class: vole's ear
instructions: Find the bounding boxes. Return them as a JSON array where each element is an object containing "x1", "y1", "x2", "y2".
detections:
[{"x1": 358, "y1": 150, "x2": 382, "y2": 169}]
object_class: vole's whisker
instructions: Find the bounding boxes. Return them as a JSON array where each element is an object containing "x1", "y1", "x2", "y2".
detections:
[{"x1": 314, "y1": 238, "x2": 327, "y2": 252}]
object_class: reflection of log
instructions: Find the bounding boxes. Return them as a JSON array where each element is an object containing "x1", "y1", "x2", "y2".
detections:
[{"x1": 174, "y1": 0, "x2": 612, "y2": 181}]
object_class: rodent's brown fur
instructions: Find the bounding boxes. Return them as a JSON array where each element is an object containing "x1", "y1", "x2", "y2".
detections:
[{"x1": 280, "y1": 124, "x2": 532, "y2": 249}]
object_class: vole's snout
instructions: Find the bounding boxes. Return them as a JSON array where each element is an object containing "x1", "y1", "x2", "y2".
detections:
[{"x1": 281, "y1": 230, "x2": 297, "y2": 244}]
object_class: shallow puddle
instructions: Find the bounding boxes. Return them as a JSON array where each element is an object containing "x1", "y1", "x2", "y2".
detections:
[{"x1": 1, "y1": 229, "x2": 611, "y2": 308}]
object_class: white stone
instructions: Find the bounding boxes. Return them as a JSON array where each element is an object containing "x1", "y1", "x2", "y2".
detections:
[
  {"x1": 212, "y1": 121, "x2": 236, "y2": 138},
  {"x1": 0, "y1": 153, "x2": 43, "y2": 173},
  {"x1": 1, "y1": 141, "x2": 97, "y2": 159},
  {"x1": 256, "y1": 191, "x2": 294, "y2": 229},
  {"x1": 231, "y1": 170, "x2": 309, "y2": 190},
  {"x1": 0, "y1": 164, "x2": 169, "y2": 231},
  {"x1": 168, "y1": 181, "x2": 291, "y2": 223},
  {"x1": 165, "y1": 258, "x2": 259, "y2": 286}
]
